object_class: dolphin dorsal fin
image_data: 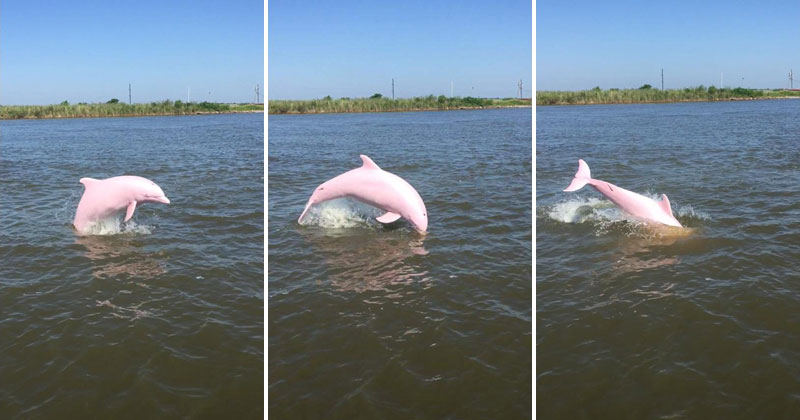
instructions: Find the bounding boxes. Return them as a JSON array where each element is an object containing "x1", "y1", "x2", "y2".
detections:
[
  {"x1": 360, "y1": 155, "x2": 381, "y2": 170},
  {"x1": 659, "y1": 194, "x2": 675, "y2": 217},
  {"x1": 79, "y1": 178, "x2": 100, "y2": 188}
]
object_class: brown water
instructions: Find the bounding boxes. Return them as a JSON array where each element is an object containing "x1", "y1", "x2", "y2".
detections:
[
  {"x1": 0, "y1": 114, "x2": 264, "y2": 419},
  {"x1": 268, "y1": 108, "x2": 532, "y2": 418},
  {"x1": 537, "y1": 100, "x2": 800, "y2": 418}
]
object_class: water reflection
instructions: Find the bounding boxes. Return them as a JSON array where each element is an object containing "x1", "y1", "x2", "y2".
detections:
[
  {"x1": 75, "y1": 234, "x2": 167, "y2": 281},
  {"x1": 299, "y1": 228, "x2": 429, "y2": 293},
  {"x1": 610, "y1": 226, "x2": 693, "y2": 276}
]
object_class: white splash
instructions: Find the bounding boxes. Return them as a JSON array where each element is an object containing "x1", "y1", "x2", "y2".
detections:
[
  {"x1": 299, "y1": 198, "x2": 383, "y2": 229},
  {"x1": 544, "y1": 193, "x2": 707, "y2": 238},
  {"x1": 81, "y1": 216, "x2": 152, "y2": 236},
  {"x1": 546, "y1": 196, "x2": 622, "y2": 224}
]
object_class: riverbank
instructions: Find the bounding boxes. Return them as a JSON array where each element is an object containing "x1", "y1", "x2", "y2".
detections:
[
  {"x1": 537, "y1": 87, "x2": 800, "y2": 106},
  {"x1": 0, "y1": 101, "x2": 264, "y2": 120},
  {"x1": 268, "y1": 96, "x2": 531, "y2": 114}
]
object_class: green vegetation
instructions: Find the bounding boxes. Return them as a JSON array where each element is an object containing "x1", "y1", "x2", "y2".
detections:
[
  {"x1": 0, "y1": 101, "x2": 264, "y2": 119},
  {"x1": 537, "y1": 87, "x2": 800, "y2": 105},
  {"x1": 269, "y1": 96, "x2": 530, "y2": 114}
]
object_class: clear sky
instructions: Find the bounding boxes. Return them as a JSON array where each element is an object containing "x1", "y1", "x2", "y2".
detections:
[
  {"x1": 537, "y1": 0, "x2": 800, "y2": 91},
  {"x1": 268, "y1": 0, "x2": 532, "y2": 100},
  {"x1": 0, "y1": 0, "x2": 264, "y2": 105}
]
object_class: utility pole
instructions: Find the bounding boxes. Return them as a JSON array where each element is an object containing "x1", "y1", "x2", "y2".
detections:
[
  {"x1": 392, "y1": 78, "x2": 395, "y2": 100},
  {"x1": 255, "y1": 84, "x2": 260, "y2": 103},
  {"x1": 129, "y1": 83, "x2": 131, "y2": 104},
  {"x1": 661, "y1": 69, "x2": 664, "y2": 90},
  {"x1": 518, "y1": 80, "x2": 523, "y2": 98},
  {"x1": 790, "y1": 70, "x2": 794, "y2": 89}
]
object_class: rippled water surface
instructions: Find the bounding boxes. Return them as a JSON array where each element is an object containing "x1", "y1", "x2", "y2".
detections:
[
  {"x1": 0, "y1": 114, "x2": 263, "y2": 418},
  {"x1": 268, "y1": 109, "x2": 532, "y2": 418},
  {"x1": 537, "y1": 100, "x2": 800, "y2": 418}
]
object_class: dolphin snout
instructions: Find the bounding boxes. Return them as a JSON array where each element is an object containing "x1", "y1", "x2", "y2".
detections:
[{"x1": 158, "y1": 196, "x2": 171, "y2": 204}]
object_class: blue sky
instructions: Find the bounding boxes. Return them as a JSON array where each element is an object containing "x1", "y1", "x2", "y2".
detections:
[
  {"x1": 268, "y1": 0, "x2": 533, "y2": 99},
  {"x1": 538, "y1": 0, "x2": 800, "y2": 91},
  {"x1": 0, "y1": 0, "x2": 264, "y2": 105}
]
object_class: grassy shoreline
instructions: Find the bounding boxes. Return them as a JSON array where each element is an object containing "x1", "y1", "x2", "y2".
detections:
[
  {"x1": 537, "y1": 87, "x2": 800, "y2": 106},
  {"x1": 269, "y1": 96, "x2": 531, "y2": 114},
  {"x1": 0, "y1": 101, "x2": 264, "y2": 120}
]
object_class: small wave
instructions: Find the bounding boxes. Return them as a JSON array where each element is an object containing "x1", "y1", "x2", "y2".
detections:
[
  {"x1": 80, "y1": 216, "x2": 152, "y2": 236},
  {"x1": 674, "y1": 204, "x2": 711, "y2": 222},
  {"x1": 298, "y1": 198, "x2": 383, "y2": 229},
  {"x1": 96, "y1": 299, "x2": 153, "y2": 321}
]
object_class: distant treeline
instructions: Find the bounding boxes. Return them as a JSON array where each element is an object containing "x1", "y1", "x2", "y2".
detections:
[
  {"x1": 537, "y1": 86, "x2": 800, "y2": 105},
  {"x1": 269, "y1": 95, "x2": 531, "y2": 114},
  {"x1": 0, "y1": 100, "x2": 264, "y2": 119}
]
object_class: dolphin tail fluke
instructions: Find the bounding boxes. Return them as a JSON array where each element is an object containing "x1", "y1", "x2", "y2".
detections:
[{"x1": 563, "y1": 159, "x2": 592, "y2": 192}]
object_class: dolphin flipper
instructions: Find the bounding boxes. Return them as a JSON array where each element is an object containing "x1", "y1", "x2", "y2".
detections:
[
  {"x1": 124, "y1": 201, "x2": 137, "y2": 222},
  {"x1": 376, "y1": 212, "x2": 401, "y2": 224}
]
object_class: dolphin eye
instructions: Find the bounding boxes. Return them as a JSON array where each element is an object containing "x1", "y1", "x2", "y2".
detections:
[{"x1": 319, "y1": 187, "x2": 324, "y2": 190}]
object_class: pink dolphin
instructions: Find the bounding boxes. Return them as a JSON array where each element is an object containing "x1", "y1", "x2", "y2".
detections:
[
  {"x1": 73, "y1": 175, "x2": 170, "y2": 234},
  {"x1": 298, "y1": 155, "x2": 428, "y2": 233},
  {"x1": 564, "y1": 159, "x2": 682, "y2": 227}
]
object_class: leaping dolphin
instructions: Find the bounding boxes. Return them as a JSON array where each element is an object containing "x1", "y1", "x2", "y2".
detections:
[
  {"x1": 298, "y1": 155, "x2": 428, "y2": 233},
  {"x1": 564, "y1": 159, "x2": 682, "y2": 228},
  {"x1": 73, "y1": 175, "x2": 170, "y2": 234}
]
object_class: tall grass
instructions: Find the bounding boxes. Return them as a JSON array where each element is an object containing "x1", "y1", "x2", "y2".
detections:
[
  {"x1": 0, "y1": 101, "x2": 263, "y2": 119},
  {"x1": 268, "y1": 96, "x2": 530, "y2": 114},
  {"x1": 537, "y1": 87, "x2": 800, "y2": 105}
]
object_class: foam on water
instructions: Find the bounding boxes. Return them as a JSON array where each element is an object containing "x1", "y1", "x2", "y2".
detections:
[
  {"x1": 298, "y1": 198, "x2": 383, "y2": 229},
  {"x1": 546, "y1": 196, "x2": 622, "y2": 224},
  {"x1": 80, "y1": 216, "x2": 152, "y2": 236}
]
